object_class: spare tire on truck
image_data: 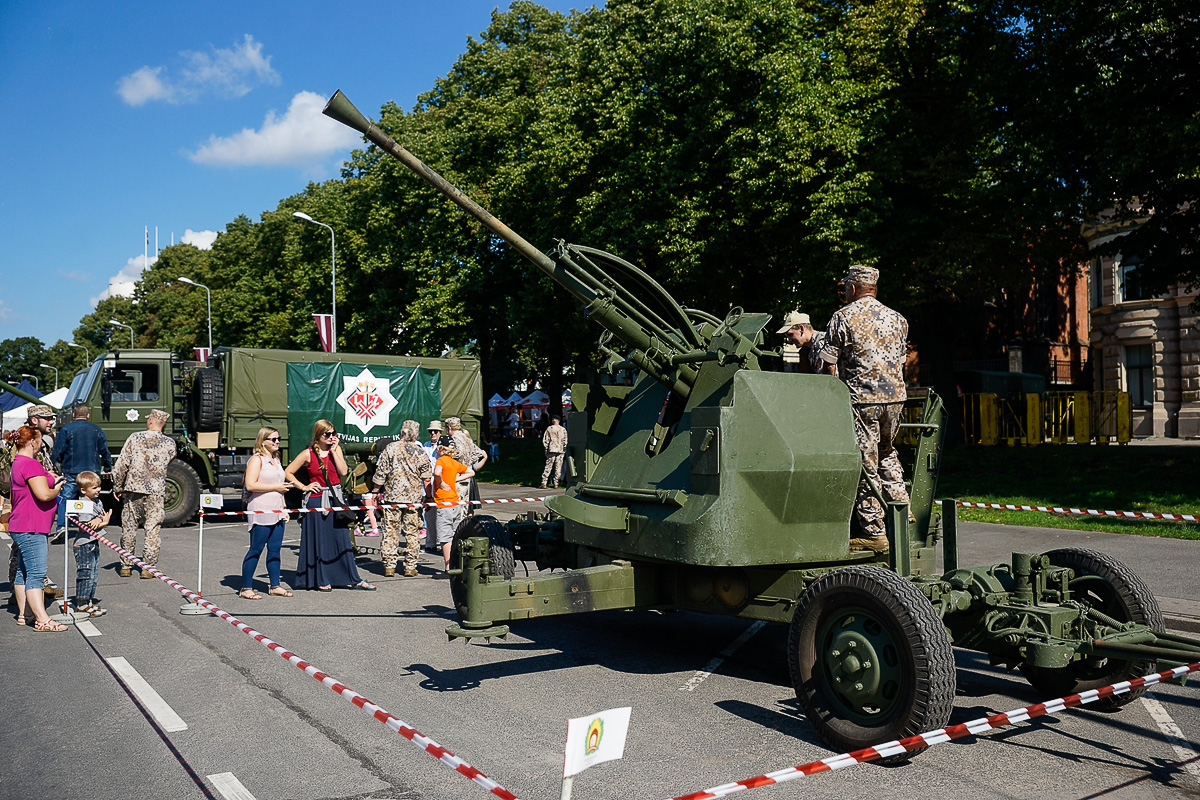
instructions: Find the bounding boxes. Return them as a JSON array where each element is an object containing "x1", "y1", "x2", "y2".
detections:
[{"x1": 188, "y1": 368, "x2": 224, "y2": 432}]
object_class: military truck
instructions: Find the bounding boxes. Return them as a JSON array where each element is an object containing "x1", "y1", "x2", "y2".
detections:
[
  {"x1": 53, "y1": 347, "x2": 482, "y2": 527},
  {"x1": 323, "y1": 90, "x2": 1200, "y2": 760}
]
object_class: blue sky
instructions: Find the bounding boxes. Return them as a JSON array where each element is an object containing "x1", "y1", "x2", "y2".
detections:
[{"x1": 0, "y1": 1, "x2": 592, "y2": 348}]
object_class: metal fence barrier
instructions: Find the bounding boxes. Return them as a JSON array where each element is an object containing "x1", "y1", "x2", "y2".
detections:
[{"x1": 961, "y1": 391, "x2": 1131, "y2": 446}]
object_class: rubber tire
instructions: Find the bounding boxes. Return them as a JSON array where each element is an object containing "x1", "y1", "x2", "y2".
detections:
[
  {"x1": 189, "y1": 368, "x2": 224, "y2": 432},
  {"x1": 162, "y1": 460, "x2": 202, "y2": 528},
  {"x1": 1020, "y1": 548, "x2": 1164, "y2": 710},
  {"x1": 449, "y1": 514, "x2": 515, "y2": 620},
  {"x1": 789, "y1": 565, "x2": 955, "y2": 762}
]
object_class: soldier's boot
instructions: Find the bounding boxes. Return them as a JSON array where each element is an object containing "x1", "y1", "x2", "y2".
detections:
[
  {"x1": 849, "y1": 536, "x2": 890, "y2": 554},
  {"x1": 383, "y1": 566, "x2": 396, "y2": 578}
]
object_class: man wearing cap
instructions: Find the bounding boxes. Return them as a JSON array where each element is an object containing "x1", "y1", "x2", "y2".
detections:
[
  {"x1": 776, "y1": 311, "x2": 828, "y2": 374},
  {"x1": 421, "y1": 420, "x2": 443, "y2": 547},
  {"x1": 51, "y1": 402, "x2": 112, "y2": 535},
  {"x1": 112, "y1": 409, "x2": 177, "y2": 577},
  {"x1": 4, "y1": 405, "x2": 64, "y2": 603},
  {"x1": 372, "y1": 420, "x2": 432, "y2": 577},
  {"x1": 446, "y1": 416, "x2": 486, "y2": 518},
  {"x1": 818, "y1": 265, "x2": 910, "y2": 554}
]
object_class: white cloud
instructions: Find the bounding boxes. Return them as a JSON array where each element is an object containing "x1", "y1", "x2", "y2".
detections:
[
  {"x1": 188, "y1": 91, "x2": 360, "y2": 168},
  {"x1": 58, "y1": 269, "x2": 91, "y2": 283},
  {"x1": 182, "y1": 229, "x2": 218, "y2": 250},
  {"x1": 0, "y1": 299, "x2": 13, "y2": 323},
  {"x1": 116, "y1": 34, "x2": 280, "y2": 106},
  {"x1": 91, "y1": 254, "x2": 156, "y2": 306}
]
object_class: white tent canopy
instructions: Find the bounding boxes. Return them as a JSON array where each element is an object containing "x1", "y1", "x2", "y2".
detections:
[
  {"x1": 2, "y1": 387, "x2": 70, "y2": 432},
  {"x1": 518, "y1": 390, "x2": 550, "y2": 408}
]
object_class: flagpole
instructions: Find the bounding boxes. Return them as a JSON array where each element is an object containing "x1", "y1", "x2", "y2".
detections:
[{"x1": 560, "y1": 776, "x2": 574, "y2": 800}]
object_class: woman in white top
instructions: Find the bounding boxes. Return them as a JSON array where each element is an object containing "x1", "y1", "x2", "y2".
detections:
[{"x1": 239, "y1": 427, "x2": 292, "y2": 599}]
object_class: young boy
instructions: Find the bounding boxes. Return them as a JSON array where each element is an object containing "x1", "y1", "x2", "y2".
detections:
[{"x1": 71, "y1": 470, "x2": 112, "y2": 616}]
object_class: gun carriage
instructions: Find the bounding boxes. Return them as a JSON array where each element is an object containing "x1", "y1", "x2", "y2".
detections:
[{"x1": 324, "y1": 90, "x2": 1200, "y2": 759}]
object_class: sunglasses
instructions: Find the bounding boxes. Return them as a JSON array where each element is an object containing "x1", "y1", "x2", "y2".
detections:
[
  {"x1": 321, "y1": 431, "x2": 338, "y2": 438},
  {"x1": 265, "y1": 436, "x2": 280, "y2": 442},
  {"x1": 32, "y1": 414, "x2": 55, "y2": 420}
]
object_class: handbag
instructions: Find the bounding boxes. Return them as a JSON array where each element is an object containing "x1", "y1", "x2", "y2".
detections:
[{"x1": 312, "y1": 447, "x2": 360, "y2": 527}]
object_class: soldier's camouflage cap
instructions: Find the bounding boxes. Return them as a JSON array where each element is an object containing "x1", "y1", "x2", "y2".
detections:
[
  {"x1": 26, "y1": 404, "x2": 55, "y2": 419},
  {"x1": 775, "y1": 311, "x2": 812, "y2": 334},
  {"x1": 846, "y1": 265, "x2": 879, "y2": 285}
]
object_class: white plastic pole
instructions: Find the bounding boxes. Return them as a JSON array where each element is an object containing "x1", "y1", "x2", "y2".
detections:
[
  {"x1": 50, "y1": 512, "x2": 80, "y2": 625},
  {"x1": 560, "y1": 776, "x2": 573, "y2": 800},
  {"x1": 179, "y1": 513, "x2": 209, "y2": 615}
]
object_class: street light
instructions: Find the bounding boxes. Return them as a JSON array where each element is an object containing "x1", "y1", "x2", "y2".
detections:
[
  {"x1": 293, "y1": 211, "x2": 337, "y2": 353},
  {"x1": 66, "y1": 341, "x2": 89, "y2": 367},
  {"x1": 109, "y1": 319, "x2": 134, "y2": 348},
  {"x1": 38, "y1": 363, "x2": 58, "y2": 390},
  {"x1": 176, "y1": 277, "x2": 213, "y2": 352},
  {"x1": 21, "y1": 373, "x2": 38, "y2": 390}
]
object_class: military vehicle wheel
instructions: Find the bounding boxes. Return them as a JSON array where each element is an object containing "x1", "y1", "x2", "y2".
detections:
[
  {"x1": 162, "y1": 460, "x2": 201, "y2": 528},
  {"x1": 188, "y1": 368, "x2": 224, "y2": 432},
  {"x1": 449, "y1": 514, "x2": 515, "y2": 619},
  {"x1": 1020, "y1": 548, "x2": 1163, "y2": 709},
  {"x1": 789, "y1": 565, "x2": 955, "y2": 761}
]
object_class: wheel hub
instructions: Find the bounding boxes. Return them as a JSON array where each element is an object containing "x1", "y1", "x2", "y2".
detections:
[{"x1": 821, "y1": 612, "x2": 902, "y2": 717}]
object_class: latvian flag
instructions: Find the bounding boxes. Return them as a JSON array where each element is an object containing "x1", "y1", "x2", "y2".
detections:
[
  {"x1": 193, "y1": 347, "x2": 211, "y2": 363},
  {"x1": 313, "y1": 314, "x2": 334, "y2": 353}
]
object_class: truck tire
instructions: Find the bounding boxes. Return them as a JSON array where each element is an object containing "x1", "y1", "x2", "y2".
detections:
[
  {"x1": 449, "y1": 514, "x2": 515, "y2": 620},
  {"x1": 162, "y1": 460, "x2": 202, "y2": 528},
  {"x1": 1020, "y1": 548, "x2": 1163, "y2": 709},
  {"x1": 189, "y1": 368, "x2": 224, "y2": 432},
  {"x1": 789, "y1": 565, "x2": 955, "y2": 762}
]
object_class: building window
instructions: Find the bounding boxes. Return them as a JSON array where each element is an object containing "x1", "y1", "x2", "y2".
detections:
[
  {"x1": 1118, "y1": 258, "x2": 1147, "y2": 302},
  {"x1": 1088, "y1": 257, "x2": 1102, "y2": 309},
  {"x1": 1125, "y1": 344, "x2": 1153, "y2": 408}
]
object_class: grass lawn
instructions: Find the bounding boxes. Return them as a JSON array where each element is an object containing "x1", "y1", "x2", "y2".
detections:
[
  {"x1": 937, "y1": 443, "x2": 1200, "y2": 540},
  {"x1": 479, "y1": 437, "x2": 551, "y2": 487}
]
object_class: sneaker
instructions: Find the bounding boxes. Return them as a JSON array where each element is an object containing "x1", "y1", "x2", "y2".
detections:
[
  {"x1": 849, "y1": 536, "x2": 890, "y2": 554},
  {"x1": 118, "y1": 566, "x2": 132, "y2": 578}
]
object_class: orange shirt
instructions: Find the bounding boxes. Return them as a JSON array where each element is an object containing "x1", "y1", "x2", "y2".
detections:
[{"x1": 434, "y1": 455, "x2": 468, "y2": 503}]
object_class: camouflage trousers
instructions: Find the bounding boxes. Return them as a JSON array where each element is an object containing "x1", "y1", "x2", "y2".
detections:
[
  {"x1": 381, "y1": 505, "x2": 422, "y2": 571},
  {"x1": 852, "y1": 403, "x2": 909, "y2": 538},
  {"x1": 120, "y1": 492, "x2": 164, "y2": 567},
  {"x1": 541, "y1": 453, "x2": 564, "y2": 487}
]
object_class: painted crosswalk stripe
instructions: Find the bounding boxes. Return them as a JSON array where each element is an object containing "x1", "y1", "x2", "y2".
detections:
[
  {"x1": 76, "y1": 619, "x2": 102, "y2": 637},
  {"x1": 680, "y1": 620, "x2": 766, "y2": 692},
  {"x1": 106, "y1": 656, "x2": 188, "y2": 732},
  {"x1": 207, "y1": 772, "x2": 257, "y2": 800},
  {"x1": 1142, "y1": 695, "x2": 1200, "y2": 783}
]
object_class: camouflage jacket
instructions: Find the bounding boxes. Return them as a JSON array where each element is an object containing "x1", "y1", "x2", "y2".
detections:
[
  {"x1": 806, "y1": 330, "x2": 828, "y2": 375},
  {"x1": 113, "y1": 430, "x2": 177, "y2": 496},
  {"x1": 819, "y1": 296, "x2": 908, "y2": 404},
  {"x1": 450, "y1": 429, "x2": 484, "y2": 469},
  {"x1": 543, "y1": 424, "x2": 567, "y2": 454},
  {"x1": 372, "y1": 440, "x2": 433, "y2": 504}
]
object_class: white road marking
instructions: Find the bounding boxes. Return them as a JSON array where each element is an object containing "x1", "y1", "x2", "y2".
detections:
[
  {"x1": 679, "y1": 620, "x2": 767, "y2": 692},
  {"x1": 207, "y1": 772, "x2": 257, "y2": 800},
  {"x1": 0, "y1": 531, "x2": 10, "y2": 542},
  {"x1": 1141, "y1": 695, "x2": 1200, "y2": 783},
  {"x1": 105, "y1": 656, "x2": 188, "y2": 732},
  {"x1": 76, "y1": 619, "x2": 102, "y2": 637}
]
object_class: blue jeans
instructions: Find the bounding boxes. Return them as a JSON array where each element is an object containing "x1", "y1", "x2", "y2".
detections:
[
  {"x1": 56, "y1": 475, "x2": 79, "y2": 531},
  {"x1": 11, "y1": 532, "x2": 49, "y2": 590},
  {"x1": 242, "y1": 521, "x2": 285, "y2": 589},
  {"x1": 74, "y1": 540, "x2": 100, "y2": 602}
]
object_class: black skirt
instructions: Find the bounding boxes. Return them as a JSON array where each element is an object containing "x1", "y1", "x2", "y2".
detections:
[{"x1": 293, "y1": 494, "x2": 363, "y2": 589}]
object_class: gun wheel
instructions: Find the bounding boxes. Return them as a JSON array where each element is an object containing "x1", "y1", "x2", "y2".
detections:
[
  {"x1": 449, "y1": 514, "x2": 515, "y2": 620},
  {"x1": 789, "y1": 565, "x2": 954, "y2": 762},
  {"x1": 1020, "y1": 548, "x2": 1163, "y2": 710}
]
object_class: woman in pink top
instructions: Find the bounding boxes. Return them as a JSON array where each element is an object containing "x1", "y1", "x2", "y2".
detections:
[
  {"x1": 8, "y1": 425, "x2": 64, "y2": 631},
  {"x1": 239, "y1": 427, "x2": 292, "y2": 599}
]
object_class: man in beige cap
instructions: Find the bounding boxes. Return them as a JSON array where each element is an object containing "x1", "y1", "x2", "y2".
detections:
[
  {"x1": 776, "y1": 311, "x2": 828, "y2": 374},
  {"x1": 4, "y1": 404, "x2": 64, "y2": 604},
  {"x1": 817, "y1": 265, "x2": 910, "y2": 554},
  {"x1": 421, "y1": 420, "x2": 444, "y2": 548}
]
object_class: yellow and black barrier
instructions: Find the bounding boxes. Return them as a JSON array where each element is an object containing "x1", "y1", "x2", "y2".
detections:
[{"x1": 961, "y1": 391, "x2": 1131, "y2": 446}]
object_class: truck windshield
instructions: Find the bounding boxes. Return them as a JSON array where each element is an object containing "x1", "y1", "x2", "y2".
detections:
[{"x1": 63, "y1": 359, "x2": 104, "y2": 407}]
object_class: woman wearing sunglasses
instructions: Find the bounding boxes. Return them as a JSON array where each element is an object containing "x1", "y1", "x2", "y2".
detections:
[
  {"x1": 239, "y1": 427, "x2": 292, "y2": 599},
  {"x1": 285, "y1": 419, "x2": 375, "y2": 592}
]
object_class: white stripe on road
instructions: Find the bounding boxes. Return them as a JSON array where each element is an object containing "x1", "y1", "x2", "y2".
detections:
[
  {"x1": 106, "y1": 656, "x2": 188, "y2": 732},
  {"x1": 76, "y1": 619, "x2": 102, "y2": 637},
  {"x1": 679, "y1": 620, "x2": 767, "y2": 692},
  {"x1": 207, "y1": 772, "x2": 257, "y2": 800},
  {"x1": 1141, "y1": 695, "x2": 1200, "y2": 783},
  {"x1": 0, "y1": 531, "x2": 10, "y2": 542}
]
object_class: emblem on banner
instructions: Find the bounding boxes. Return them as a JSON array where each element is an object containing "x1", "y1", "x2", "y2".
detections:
[
  {"x1": 335, "y1": 367, "x2": 398, "y2": 433},
  {"x1": 584, "y1": 717, "x2": 603, "y2": 755}
]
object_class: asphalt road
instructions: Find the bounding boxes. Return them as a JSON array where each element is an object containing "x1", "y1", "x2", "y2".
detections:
[{"x1": 2, "y1": 486, "x2": 1198, "y2": 800}]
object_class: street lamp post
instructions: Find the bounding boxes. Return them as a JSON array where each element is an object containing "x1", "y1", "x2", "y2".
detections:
[
  {"x1": 176, "y1": 277, "x2": 213, "y2": 352},
  {"x1": 66, "y1": 341, "x2": 89, "y2": 367},
  {"x1": 38, "y1": 363, "x2": 58, "y2": 391},
  {"x1": 109, "y1": 319, "x2": 134, "y2": 348},
  {"x1": 293, "y1": 211, "x2": 337, "y2": 353},
  {"x1": 21, "y1": 373, "x2": 38, "y2": 391}
]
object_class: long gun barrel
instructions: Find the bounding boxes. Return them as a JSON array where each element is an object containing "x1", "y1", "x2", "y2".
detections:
[{"x1": 323, "y1": 90, "x2": 764, "y2": 401}]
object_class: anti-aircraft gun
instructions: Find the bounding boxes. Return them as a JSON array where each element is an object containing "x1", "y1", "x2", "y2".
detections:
[{"x1": 324, "y1": 91, "x2": 1200, "y2": 759}]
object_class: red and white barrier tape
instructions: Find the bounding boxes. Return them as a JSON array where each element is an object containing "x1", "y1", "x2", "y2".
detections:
[
  {"x1": 944, "y1": 499, "x2": 1200, "y2": 522},
  {"x1": 69, "y1": 516, "x2": 522, "y2": 800},
  {"x1": 198, "y1": 495, "x2": 553, "y2": 518},
  {"x1": 670, "y1": 661, "x2": 1200, "y2": 800}
]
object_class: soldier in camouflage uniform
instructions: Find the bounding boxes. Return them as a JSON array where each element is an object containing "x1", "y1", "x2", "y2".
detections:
[
  {"x1": 446, "y1": 416, "x2": 486, "y2": 516},
  {"x1": 372, "y1": 420, "x2": 432, "y2": 577},
  {"x1": 4, "y1": 405, "x2": 63, "y2": 603},
  {"x1": 776, "y1": 310, "x2": 829, "y2": 374},
  {"x1": 112, "y1": 409, "x2": 177, "y2": 576},
  {"x1": 540, "y1": 417, "x2": 568, "y2": 488},
  {"x1": 818, "y1": 265, "x2": 910, "y2": 553}
]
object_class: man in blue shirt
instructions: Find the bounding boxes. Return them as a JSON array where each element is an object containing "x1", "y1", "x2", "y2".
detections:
[{"x1": 51, "y1": 402, "x2": 113, "y2": 535}]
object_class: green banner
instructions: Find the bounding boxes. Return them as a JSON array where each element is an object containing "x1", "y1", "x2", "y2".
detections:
[{"x1": 285, "y1": 362, "x2": 441, "y2": 448}]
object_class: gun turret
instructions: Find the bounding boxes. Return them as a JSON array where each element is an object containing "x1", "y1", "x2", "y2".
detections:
[{"x1": 323, "y1": 91, "x2": 770, "y2": 410}]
